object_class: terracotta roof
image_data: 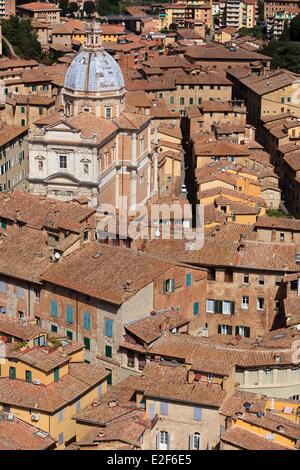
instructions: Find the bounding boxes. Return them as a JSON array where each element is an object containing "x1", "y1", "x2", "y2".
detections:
[
  {"x1": 0, "y1": 412, "x2": 56, "y2": 450},
  {"x1": 255, "y1": 216, "x2": 300, "y2": 231},
  {"x1": 198, "y1": 186, "x2": 266, "y2": 206},
  {"x1": 240, "y1": 69, "x2": 297, "y2": 96},
  {"x1": 239, "y1": 411, "x2": 300, "y2": 440},
  {"x1": 18, "y1": 2, "x2": 60, "y2": 11},
  {"x1": 0, "y1": 124, "x2": 28, "y2": 148},
  {"x1": 182, "y1": 237, "x2": 299, "y2": 271},
  {"x1": 141, "y1": 238, "x2": 190, "y2": 263},
  {"x1": 77, "y1": 411, "x2": 145, "y2": 448},
  {"x1": 0, "y1": 227, "x2": 53, "y2": 284},
  {"x1": 284, "y1": 150, "x2": 300, "y2": 171},
  {"x1": 10, "y1": 346, "x2": 71, "y2": 373},
  {"x1": 210, "y1": 222, "x2": 256, "y2": 242},
  {"x1": 202, "y1": 100, "x2": 246, "y2": 113},
  {"x1": 143, "y1": 56, "x2": 191, "y2": 69},
  {"x1": 0, "y1": 317, "x2": 45, "y2": 341},
  {"x1": 114, "y1": 112, "x2": 149, "y2": 131},
  {"x1": 42, "y1": 243, "x2": 175, "y2": 305},
  {"x1": 0, "y1": 190, "x2": 95, "y2": 232},
  {"x1": 185, "y1": 44, "x2": 270, "y2": 62},
  {"x1": 194, "y1": 141, "x2": 250, "y2": 156},
  {"x1": 0, "y1": 363, "x2": 108, "y2": 413},
  {"x1": 221, "y1": 426, "x2": 290, "y2": 450},
  {"x1": 142, "y1": 362, "x2": 227, "y2": 407},
  {"x1": 149, "y1": 333, "x2": 298, "y2": 371},
  {"x1": 125, "y1": 309, "x2": 189, "y2": 344},
  {"x1": 125, "y1": 91, "x2": 152, "y2": 112},
  {"x1": 157, "y1": 123, "x2": 182, "y2": 139},
  {"x1": 220, "y1": 390, "x2": 267, "y2": 417}
]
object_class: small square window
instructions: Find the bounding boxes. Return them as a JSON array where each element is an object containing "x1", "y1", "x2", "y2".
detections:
[{"x1": 51, "y1": 324, "x2": 58, "y2": 333}]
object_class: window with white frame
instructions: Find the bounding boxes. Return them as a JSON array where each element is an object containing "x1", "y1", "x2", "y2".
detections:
[
  {"x1": 59, "y1": 155, "x2": 67, "y2": 169},
  {"x1": 192, "y1": 432, "x2": 200, "y2": 450},
  {"x1": 242, "y1": 296, "x2": 249, "y2": 309},
  {"x1": 105, "y1": 107, "x2": 112, "y2": 119},
  {"x1": 222, "y1": 301, "x2": 232, "y2": 315},
  {"x1": 206, "y1": 299, "x2": 215, "y2": 313}
]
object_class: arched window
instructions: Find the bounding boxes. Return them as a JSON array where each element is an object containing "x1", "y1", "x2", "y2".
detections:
[{"x1": 190, "y1": 432, "x2": 200, "y2": 450}]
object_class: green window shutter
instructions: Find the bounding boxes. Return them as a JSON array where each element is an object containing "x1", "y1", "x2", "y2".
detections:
[
  {"x1": 66, "y1": 305, "x2": 73, "y2": 324},
  {"x1": 54, "y1": 367, "x2": 59, "y2": 382},
  {"x1": 106, "y1": 369, "x2": 112, "y2": 385},
  {"x1": 1, "y1": 220, "x2": 7, "y2": 230},
  {"x1": 25, "y1": 370, "x2": 32, "y2": 383},
  {"x1": 193, "y1": 302, "x2": 199, "y2": 316},
  {"x1": 228, "y1": 326, "x2": 233, "y2": 335},
  {"x1": 218, "y1": 325, "x2": 222, "y2": 334},
  {"x1": 66, "y1": 330, "x2": 73, "y2": 340},
  {"x1": 231, "y1": 301, "x2": 235, "y2": 315},
  {"x1": 105, "y1": 345, "x2": 112, "y2": 358},
  {"x1": 216, "y1": 300, "x2": 223, "y2": 314},
  {"x1": 186, "y1": 273, "x2": 192, "y2": 287},
  {"x1": 9, "y1": 367, "x2": 16, "y2": 379},
  {"x1": 84, "y1": 337, "x2": 90, "y2": 350}
]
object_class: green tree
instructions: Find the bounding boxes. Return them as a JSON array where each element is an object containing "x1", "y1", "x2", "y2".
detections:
[
  {"x1": 2, "y1": 16, "x2": 43, "y2": 61},
  {"x1": 290, "y1": 14, "x2": 300, "y2": 41},
  {"x1": 83, "y1": 0, "x2": 96, "y2": 17},
  {"x1": 69, "y1": 1, "x2": 79, "y2": 15},
  {"x1": 96, "y1": 0, "x2": 119, "y2": 16},
  {"x1": 257, "y1": 0, "x2": 264, "y2": 23},
  {"x1": 59, "y1": 0, "x2": 69, "y2": 16}
]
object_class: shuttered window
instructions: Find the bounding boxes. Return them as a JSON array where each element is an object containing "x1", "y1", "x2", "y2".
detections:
[
  {"x1": 66, "y1": 305, "x2": 73, "y2": 324},
  {"x1": 83, "y1": 311, "x2": 91, "y2": 329},
  {"x1": 50, "y1": 300, "x2": 58, "y2": 317}
]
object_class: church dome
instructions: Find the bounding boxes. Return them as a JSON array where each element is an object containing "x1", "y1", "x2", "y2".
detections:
[{"x1": 63, "y1": 24, "x2": 125, "y2": 94}]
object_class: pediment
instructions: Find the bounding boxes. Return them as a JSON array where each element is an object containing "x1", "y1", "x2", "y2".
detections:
[
  {"x1": 44, "y1": 172, "x2": 81, "y2": 185},
  {"x1": 46, "y1": 120, "x2": 79, "y2": 132}
]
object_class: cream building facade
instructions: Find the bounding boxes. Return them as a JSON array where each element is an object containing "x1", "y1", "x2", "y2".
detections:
[{"x1": 27, "y1": 23, "x2": 158, "y2": 207}]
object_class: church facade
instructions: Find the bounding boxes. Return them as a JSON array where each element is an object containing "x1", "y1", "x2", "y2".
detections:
[{"x1": 27, "y1": 23, "x2": 158, "y2": 207}]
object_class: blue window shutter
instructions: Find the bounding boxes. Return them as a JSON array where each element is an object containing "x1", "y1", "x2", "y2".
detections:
[
  {"x1": 98, "y1": 383, "x2": 102, "y2": 398},
  {"x1": 194, "y1": 407, "x2": 202, "y2": 421},
  {"x1": 83, "y1": 312, "x2": 91, "y2": 329},
  {"x1": 149, "y1": 403, "x2": 155, "y2": 419},
  {"x1": 66, "y1": 305, "x2": 73, "y2": 324},
  {"x1": 51, "y1": 300, "x2": 58, "y2": 318},
  {"x1": 17, "y1": 287, "x2": 23, "y2": 299},
  {"x1": 193, "y1": 302, "x2": 199, "y2": 316},
  {"x1": 186, "y1": 273, "x2": 192, "y2": 287},
  {"x1": 105, "y1": 319, "x2": 113, "y2": 337},
  {"x1": 160, "y1": 401, "x2": 168, "y2": 415}
]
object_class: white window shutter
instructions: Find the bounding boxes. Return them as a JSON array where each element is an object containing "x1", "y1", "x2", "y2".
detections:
[
  {"x1": 156, "y1": 432, "x2": 160, "y2": 450},
  {"x1": 189, "y1": 434, "x2": 193, "y2": 450},
  {"x1": 168, "y1": 433, "x2": 174, "y2": 450}
]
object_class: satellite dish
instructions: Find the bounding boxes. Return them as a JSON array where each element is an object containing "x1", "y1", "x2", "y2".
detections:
[{"x1": 54, "y1": 252, "x2": 61, "y2": 261}]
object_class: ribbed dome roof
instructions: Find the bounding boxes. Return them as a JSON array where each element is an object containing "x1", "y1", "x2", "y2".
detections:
[{"x1": 64, "y1": 49, "x2": 125, "y2": 93}]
